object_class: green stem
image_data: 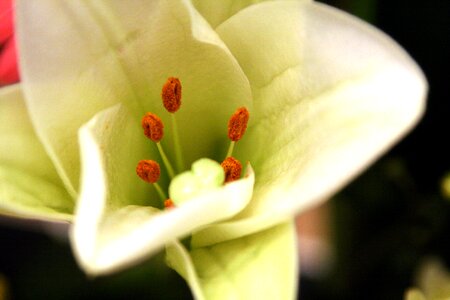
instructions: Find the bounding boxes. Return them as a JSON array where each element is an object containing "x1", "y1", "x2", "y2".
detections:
[
  {"x1": 153, "y1": 182, "x2": 167, "y2": 202},
  {"x1": 156, "y1": 142, "x2": 176, "y2": 179},
  {"x1": 226, "y1": 141, "x2": 235, "y2": 159},
  {"x1": 171, "y1": 113, "x2": 184, "y2": 172}
]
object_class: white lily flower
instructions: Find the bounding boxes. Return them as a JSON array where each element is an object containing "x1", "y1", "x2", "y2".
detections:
[{"x1": 0, "y1": 0, "x2": 426, "y2": 299}]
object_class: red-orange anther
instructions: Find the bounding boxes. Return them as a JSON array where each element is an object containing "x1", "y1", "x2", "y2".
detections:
[
  {"x1": 136, "y1": 160, "x2": 161, "y2": 183},
  {"x1": 164, "y1": 199, "x2": 175, "y2": 209},
  {"x1": 141, "y1": 113, "x2": 164, "y2": 142},
  {"x1": 161, "y1": 77, "x2": 182, "y2": 113},
  {"x1": 227, "y1": 107, "x2": 249, "y2": 141},
  {"x1": 221, "y1": 157, "x2": 242, "y2": 183}
]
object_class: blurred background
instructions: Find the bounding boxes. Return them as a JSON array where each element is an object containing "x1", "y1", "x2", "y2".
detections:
[
  {"x1": 1, "y1": 0, "x2": 449, "y2": 299},
  {"x1": 299, "y1": 0, "x2": 450, "y2": 299}
]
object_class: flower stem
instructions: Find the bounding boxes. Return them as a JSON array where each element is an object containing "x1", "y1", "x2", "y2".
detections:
[
  {"x1": 156, "y1": 142, "x2": 176, "y2": 179},
  {"x1": 226, "y1": 141, "x2": 235, "y2": 159},
  {"x1": 171, "y1": 113, "x2": 184, "y2": 172}
]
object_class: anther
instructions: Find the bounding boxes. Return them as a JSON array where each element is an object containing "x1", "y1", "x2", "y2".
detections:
[
  {"x1": 228, "y1": 107, "x2": 249, "y2": 142},
  {"x1": 141, "y1": 113, "x2": 164, "y2": 142},
  {"x1": 221, "y1": 157, "x2": 242, "y2": 183},
  {"x1": 136, "y1": 160, "x2": 161, "y2": 183},
  {"x1": 162, "y1": 77, "x2": 182, "y2": 113},
  {"x1": 164, "y1": 199, "x2": 175, "y2": 209}
]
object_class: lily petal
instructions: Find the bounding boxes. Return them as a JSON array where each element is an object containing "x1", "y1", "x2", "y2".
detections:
[
  {"x1": 72, "y1": 104, "x2": 255, "y2": 275},
  {"x1": 191, "y1": 0, "x2": 312, "y2": 29},
  {"x1": 0, "y1": 85, "x2": 73, "y2": 221},
  {"x1": 192, "y1": 1, "x2": 427, "y2": 246},
  {"x1": 167, "y1": 221, "x2": 298, "y2": 300},
  {"x1": 16, "y1": 0, "x2": 252, "y2": 195}
]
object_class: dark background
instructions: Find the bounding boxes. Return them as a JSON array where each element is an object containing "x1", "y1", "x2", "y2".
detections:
[{"x1": 1, "y1": 0, "x2": 449, "y2": 299}]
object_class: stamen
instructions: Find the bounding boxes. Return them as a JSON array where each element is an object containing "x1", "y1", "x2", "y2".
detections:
[
  {"x1": 136, "y1": 160, "x2": 167, "y2": 201},
  {"x1": 162, "y1": 77, "x2": 182, "y2": 113},
  {"x1": 221, "y1": 157, "x2": 242, "y2": 183},
  {"x1": 164, "y1": 199, "x2": 175, "y2": 209},
  {"x1": 226, "y1": 107, "x2": 249, "y2": 158},
  {"x1": 140, "y1": 112, "x2": 176, "y2": 179},
  {"x1": 141, "y1": 113, "x2": 164, "y2": 142},
  {"x1": 161, "y1": 77, "x2": 184, "y2": 171},
  {"x1": 228, "y1": 107, "x2": 249, "y2": 142}
]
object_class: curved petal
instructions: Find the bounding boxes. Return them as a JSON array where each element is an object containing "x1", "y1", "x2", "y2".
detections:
[
  {"x1": 167, "y1": 221, "x2": 298, "y2": 300},
  {"x1": 191, "y1": 0, "x2": 311, "y2": 29},
  {"x1": 71, "y1": 105, "x2": 255, "y2": 275},
  {"x1": 192, "y1": 1, "x2": 427, "y2": 246},
  {"x1": 17, "y1": 0, "x2": 252, "y2": 195},
  {"x1": 166, "y1": 241, "x2": 206, "y2": 300},
  {"x1": 0, "y1": 85, "x2": 73, "y2": 221}
]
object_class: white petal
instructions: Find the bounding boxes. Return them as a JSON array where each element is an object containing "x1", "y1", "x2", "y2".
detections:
[
  {"x1": 192, "y1": 1, "x2": 427, "y2": 246},
  {"x1": 167, "y1": 221, "x2": 298, "y2": 300},
  {"x1": 0, "y1": 85, "x2": 73, "y2": 221},
  {"x1": 192, "y1": 0, "x2": 312, "y2": 28}
]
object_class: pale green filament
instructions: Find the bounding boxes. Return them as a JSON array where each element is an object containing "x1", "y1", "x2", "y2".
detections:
[
  {"x1": 153, "y1": 182, "x2": 167, "y2": 202},
  {"x1": 171, "y1": 114, "x2": 184, "y2": 172},
  {"x1": 156, "y1": 142, "x2": 176, "y2": 179},
  {"x1": 226, "y1": 141, "x2": 235, "y2": 159}
]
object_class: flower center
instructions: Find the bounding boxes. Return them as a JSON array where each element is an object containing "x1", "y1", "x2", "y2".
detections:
[{"x1": 135, "y1": 77, "x2": 249, "y2": 210}]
